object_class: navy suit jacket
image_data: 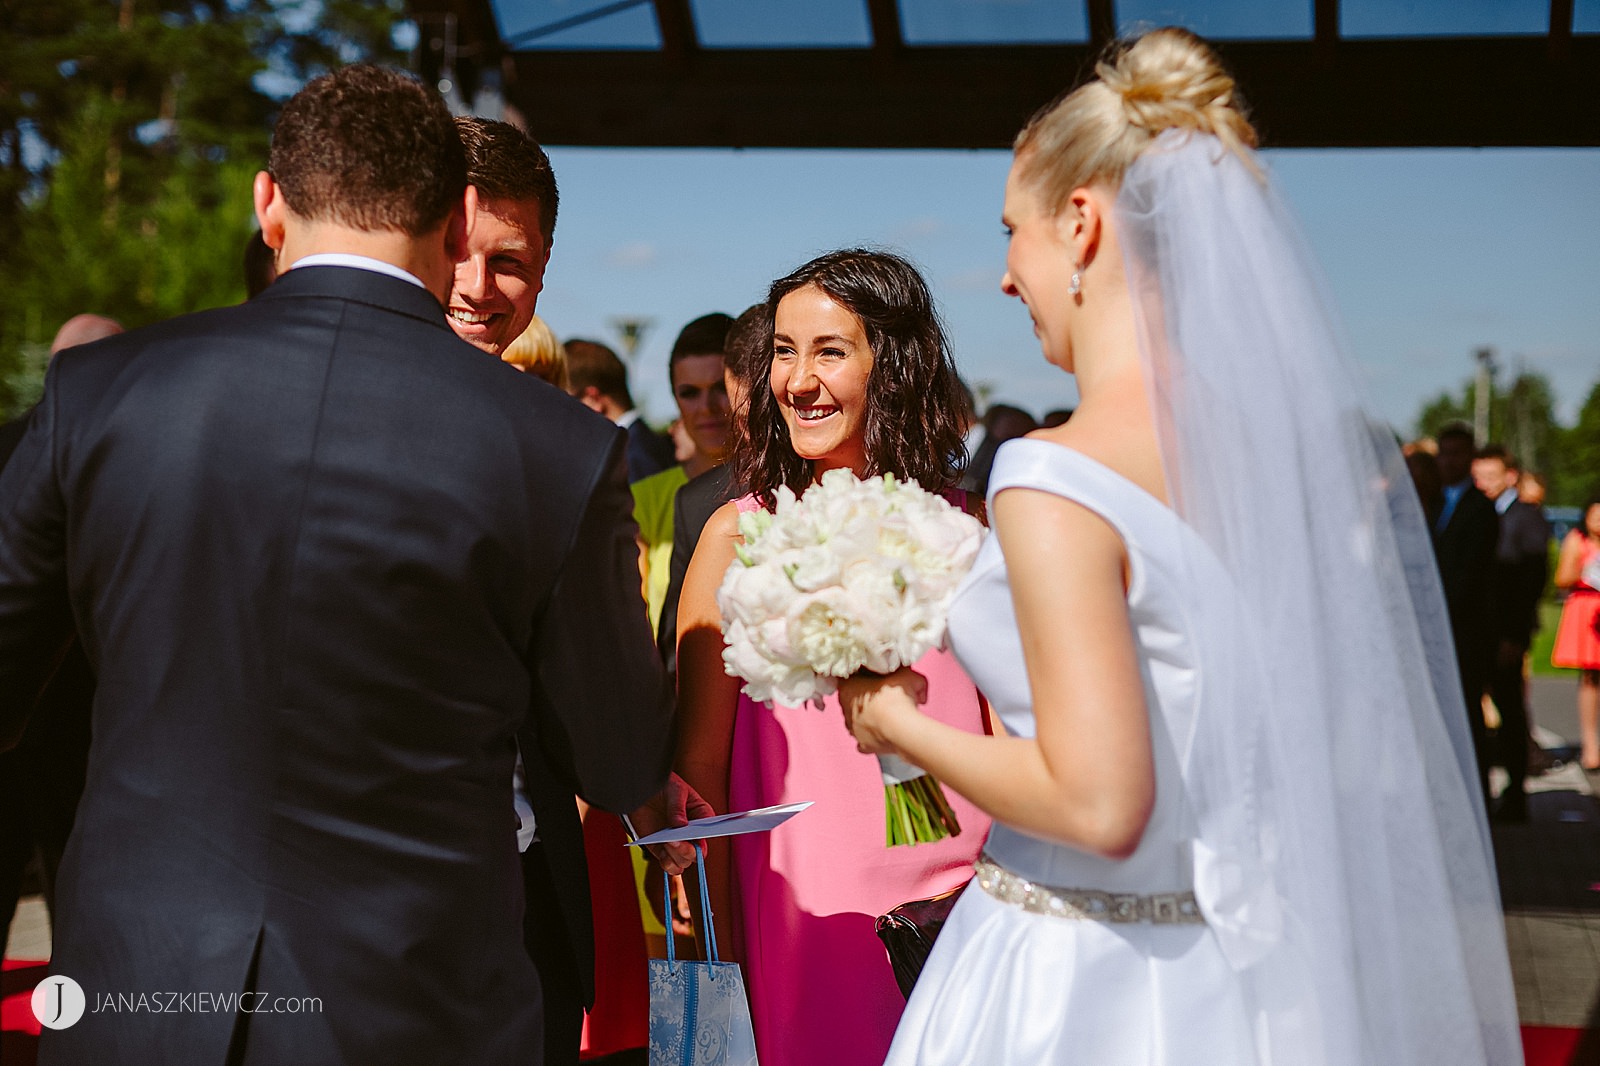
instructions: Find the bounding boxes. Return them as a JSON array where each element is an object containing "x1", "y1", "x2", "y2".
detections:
[
  {"x1": 0, "y1": 266, "x2": 675, "y2": 1065},
  {"x1": 624, "y1": 416, "x2": 676, "y2": 483},
  {"x1": 1433, "y1": 484, "x2": 1499, "y2": 671},
  {"x1": 1489, "y1": 497, "x2": 1551, "y2": 646}
]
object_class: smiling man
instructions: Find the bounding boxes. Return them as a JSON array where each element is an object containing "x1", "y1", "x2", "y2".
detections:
[
  {"x1": 448, "y1": 117, "x2": 557, "y2": 356},
  {"x1": 451, "y1": 116, "x2": 597, "y2": 1066}
]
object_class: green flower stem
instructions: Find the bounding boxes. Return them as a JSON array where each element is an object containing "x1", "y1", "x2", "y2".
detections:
[{"x1": 883, "y1": 773, "x2": 963, "y2": 847}]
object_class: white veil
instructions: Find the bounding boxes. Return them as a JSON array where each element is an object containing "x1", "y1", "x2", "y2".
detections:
[{"x1": 1119, "y1": 132, "x2": 1523, "y2": 1065}]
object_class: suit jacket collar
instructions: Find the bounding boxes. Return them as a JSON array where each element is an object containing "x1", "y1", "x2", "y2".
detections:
[{"x1": 258, "y1": 264, "x2": 450, "y2": 332}]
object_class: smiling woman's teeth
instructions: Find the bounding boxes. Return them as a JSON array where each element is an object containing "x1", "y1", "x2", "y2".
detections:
[
  {"x1": 796, "y1": 407, "x2": 835, "y2": 422},
  {"x1": 450, "y1": 310, "x2": 493, "y2": 325}
]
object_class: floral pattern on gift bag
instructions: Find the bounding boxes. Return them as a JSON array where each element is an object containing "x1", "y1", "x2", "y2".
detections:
[
  {"x1": 648, "y1": 860, "x2": 759, "y2": 1066},
  {"x1": 648, "y1": 958, "x2": 757, "y2": 1066}
]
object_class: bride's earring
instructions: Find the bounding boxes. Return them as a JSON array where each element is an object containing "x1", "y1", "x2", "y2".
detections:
[{"x1": 1067, "y1": 265, "x2": 1083, "y2": 298}]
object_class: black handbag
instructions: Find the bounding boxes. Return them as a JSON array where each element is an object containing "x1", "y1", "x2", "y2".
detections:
[{"x1": 874, "y1": 881, "x2": 968, "y2": 999}]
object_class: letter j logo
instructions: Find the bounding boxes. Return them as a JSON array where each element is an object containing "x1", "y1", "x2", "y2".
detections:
[{"x1": 31, "y1": 975, "x2": 86, "y2": 1029}]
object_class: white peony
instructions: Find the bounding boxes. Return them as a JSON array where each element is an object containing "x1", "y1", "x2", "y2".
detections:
[{"x1": 716, "y1": 471, "x2": 986, "y2": 709}]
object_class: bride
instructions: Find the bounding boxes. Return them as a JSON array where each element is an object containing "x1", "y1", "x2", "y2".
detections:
[{"x1": 840, "y1": 26, "x2": 1522, "y2": 1066}]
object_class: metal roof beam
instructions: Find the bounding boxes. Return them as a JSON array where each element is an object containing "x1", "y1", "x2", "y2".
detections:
[
  {"x1": 501, "y1": 36, "x2": 1600, "y2": 149},
  {"x1": 652, "y1": 0, "x2": 697, "y2": 61}
]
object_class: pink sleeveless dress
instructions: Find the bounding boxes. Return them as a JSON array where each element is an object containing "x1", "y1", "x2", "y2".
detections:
[{"x1": 726, "y1": 492, "x2": 990, "y2": 1066}]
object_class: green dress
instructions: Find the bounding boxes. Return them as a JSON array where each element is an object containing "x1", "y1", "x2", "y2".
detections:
[{"x1": 630, "y1": 463, "x2": 688, "y2": 637}]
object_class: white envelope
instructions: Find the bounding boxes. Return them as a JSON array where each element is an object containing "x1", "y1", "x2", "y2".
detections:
[{"x1": 625, "y1": 801, "x2": 814, "y2": 846}]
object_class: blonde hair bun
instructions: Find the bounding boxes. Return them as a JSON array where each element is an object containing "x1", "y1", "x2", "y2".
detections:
[
  {"x1": 1014, "y1": 27, "x2": 1259, "y2": 208},
  {"x1": 1098, "y1": 28, "x2": 1256, "y2": 148}
]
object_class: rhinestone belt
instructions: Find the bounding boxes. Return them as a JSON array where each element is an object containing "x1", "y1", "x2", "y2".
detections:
[{"x1": 974, "y1": 855, "x2": 1205, "y2": 925}]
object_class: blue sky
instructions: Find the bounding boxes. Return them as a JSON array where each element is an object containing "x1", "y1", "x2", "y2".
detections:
[{"x1": 532, "y1": 145, "x2": 1600, "y2": 434}]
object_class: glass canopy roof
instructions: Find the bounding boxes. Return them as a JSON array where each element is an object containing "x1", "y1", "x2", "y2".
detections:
[
  {"x1": 1115, "y1": 0, "x2": 1311, "y2": 40},
  {"x1": 487, "y1": 0, "x2": 1593, "y2": 51},
  {"x1": 898, "y1": 0, "x2": 1089, "y2": 46},
  {"x1": 1340, "y1": 0, "x2": 1550, "y2": 37}
]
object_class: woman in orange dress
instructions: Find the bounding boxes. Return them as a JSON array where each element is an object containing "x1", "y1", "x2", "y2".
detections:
[{"x1": 1553, "y1": 497, "x2": 1600, "y2": 769}]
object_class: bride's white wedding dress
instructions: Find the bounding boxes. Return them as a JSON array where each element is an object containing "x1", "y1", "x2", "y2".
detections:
[
  {"x1": 890, "y1": 133, "x2": 1522, "y2": 1066},
  {"x1": 885, "y1": 438, "x2": 1257, "y2": 1065}
]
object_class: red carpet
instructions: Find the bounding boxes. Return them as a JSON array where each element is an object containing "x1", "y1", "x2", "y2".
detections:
[
  {"x1": 2, "y1": 958, "x2": 44, "y2": 1066},
  {"x1": 1526, "y1": 1026, "x2": 1600, "y2": 1066}
]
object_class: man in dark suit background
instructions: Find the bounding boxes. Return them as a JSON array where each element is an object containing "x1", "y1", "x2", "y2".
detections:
[
  {"x1": 1432, "y1": 422, "x2": 1501, "y2": 805},
  {"x1": 958, "y1": 403, "x2": 1037, "y2": 499},
  {"x1": 565, "y1": 339, "x2": 676, "y2": 482},
  {"x1": 1473, "y1": 443, "x2": 1552, "y2": 819},
  {"x1": 0, "y1": 314, "x2": 117, "y2": 1026},
  {"x1": 0, "y1": 65, "x2": 674, "y2": 1066}
]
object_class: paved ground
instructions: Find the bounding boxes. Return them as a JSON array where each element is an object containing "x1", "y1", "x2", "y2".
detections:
[
  {"x1": 1500, "y1": 674, "x2": 1600, "y2": 1039},
  {"x1": 6, "y1": 673, "x2": 1600, "y2": 1053},
  {"x1": 4, "y1": 898, "x2": 48, "y2": 962}
]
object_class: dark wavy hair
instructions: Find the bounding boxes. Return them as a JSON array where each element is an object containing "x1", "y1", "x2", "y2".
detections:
[{"x1": 734, "y1": 249, "x2": 967, "y2": 508}]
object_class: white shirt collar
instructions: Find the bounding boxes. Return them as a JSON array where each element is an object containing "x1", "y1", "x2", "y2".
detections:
[
  {"x1": 1495, "y1": 487, "x2": 1518, "y2": 514},
  {"x1": 614, "y1": 409, "x2": 641, "y2": 429},
  {"x1": 287, "y1": 253, "x2": 426, "y2": 289}
]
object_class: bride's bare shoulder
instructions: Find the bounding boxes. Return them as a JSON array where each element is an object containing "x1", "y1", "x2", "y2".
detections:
[{"x1": 1026, "y1": 404, "x2": 1167, "y2": 505}]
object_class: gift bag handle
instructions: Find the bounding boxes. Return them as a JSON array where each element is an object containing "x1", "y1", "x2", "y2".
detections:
[{"x1": 663, "y1": 845, "x2": 719, "y2": 965}]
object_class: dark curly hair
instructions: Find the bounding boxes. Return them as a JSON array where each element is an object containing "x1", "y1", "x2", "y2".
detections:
[
  {"x1": 269, "y1": 65, "x2": 465, "y2": 236},
  {"x1": 734, "y1": 249, "x2": 967, "y2": 508}
]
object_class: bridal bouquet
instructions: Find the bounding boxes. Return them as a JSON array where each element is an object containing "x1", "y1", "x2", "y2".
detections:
[{"x1": 716, "y1": 468, "x2": 985, "y2": 846}]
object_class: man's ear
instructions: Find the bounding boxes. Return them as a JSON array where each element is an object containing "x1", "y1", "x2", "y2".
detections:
[
  {"x1": 445, "y1": 184, "x2": 478, "y2": 264},
  {"x1": 253, "y1": 171, "x2": 287, "y2": 250}
]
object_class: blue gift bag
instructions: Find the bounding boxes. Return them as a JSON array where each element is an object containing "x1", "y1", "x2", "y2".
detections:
[{"x1": 648, "y1": 856, "x2": 759, "y2": 1066}]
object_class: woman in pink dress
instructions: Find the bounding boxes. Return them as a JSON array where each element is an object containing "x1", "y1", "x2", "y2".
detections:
[
  {"x1": 1553, "y1": 497, "x2": 1600, "y2": 768},
  {"x1": 674, "y1": 249, "x2": 991, "y2": 1066}
]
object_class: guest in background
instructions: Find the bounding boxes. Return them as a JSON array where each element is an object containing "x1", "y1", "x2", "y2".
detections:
[
  {"x1": 567, "y1": 339, "x2": 676, "y2": 482},
  {"x1": 451, "y1": 109, "x2": 636, "y2": 1066},
  {"x1": 0, "y1": 313, "x2": 118, "y2": 972},
  {"x1": 1405, "y1": 448, "x2": 1443, "y2": 531},
  {"x1": 244, "y1": 229, "x2": 277, "y2": 297},
  {"x1": 675, "y1": 249, "x2": 990, "y2": 1066},
  {"x1": 503, "y1": 314, "x2": 570, "y2": 389},
  {"x1": 1404, "y1": 436, "x2": 1438, "y2": 458},
  {"x1": 614, "y1": 312, "x2": 734, "y2": 994},
  {"x1": 243, "y1": 228, "x2": 278, "y2": 299},
  {"x1": 656, "y1": 303, "x2": 768, "y2": 676},
  {"x1": 961, "y1": 402, "x2": 1038, "y2": 498},
  {"x1": 631, "y1": 313, "x2": 734, "y2": 635},
  {"x1": 1520, "y1": 471, "x2": 1548, "y2": 507},
  {"x1": 1473, "y1": 444, "x2": 1551, "y2": 819},
  {"x1": 957, "y1": 379, "x2": 984, "y2": 467},
  {"x1": 1553, "y1": 498, "x2": 1600, "y2": 770},
  {"x1": 1432, "y1": 422, "x2": 1500, "y2": 802},
  {"x1": 47, "y1": 314, "x2": 123, "y2": 356}
]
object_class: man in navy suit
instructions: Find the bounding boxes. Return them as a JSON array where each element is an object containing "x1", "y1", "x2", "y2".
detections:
[
  {"x1": 565, "y1": 339, "x2": 677, "y2": 482},
  {"x1": 0, "y1": 315, "x2": 118, "y2": 1024},
  {"x1": 1474, "y1": 444, "x2": 1552, "y2": 819},
  {"x1": 0, "y1": 65, "x2": 674, "y2": 1065},
  {"x1": 1432, "y1": 423, "x2": 1500, "y2": 805}
]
